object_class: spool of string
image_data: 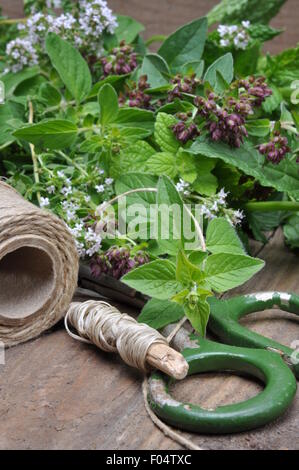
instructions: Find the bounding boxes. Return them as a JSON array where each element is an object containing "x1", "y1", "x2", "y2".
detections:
[
  {"x1": 0, "y1": 181, "x2": 79, "y2": 346},
  {"x1": 65, "y1": 300, "x2": 169, "y2": 372}
]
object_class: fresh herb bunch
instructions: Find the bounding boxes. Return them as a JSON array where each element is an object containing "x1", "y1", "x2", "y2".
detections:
[{"x1": 0, "y1": 0, "x2": 298, "y2": 333}]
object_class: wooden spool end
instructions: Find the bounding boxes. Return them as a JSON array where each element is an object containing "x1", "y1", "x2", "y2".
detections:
[{"x1": 146, "y1": 343, "x2": 189, "y2": 380}]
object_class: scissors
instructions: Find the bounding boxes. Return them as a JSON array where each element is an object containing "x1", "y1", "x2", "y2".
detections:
[{"x1": 147, "y1": 291, "x2": 298, "y2": 434}]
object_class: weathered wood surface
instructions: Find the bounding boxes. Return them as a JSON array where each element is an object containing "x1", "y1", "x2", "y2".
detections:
[
  {"x1": 1, "y1": 0, "x2": 299, "y2": 54},
  {"x1": 0, "y1": 228, "x2": 298, "y2": 450}
]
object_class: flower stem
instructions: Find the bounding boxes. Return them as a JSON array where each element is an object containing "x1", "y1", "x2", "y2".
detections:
[
  {"x1": 28, "y1": 101, "x2": 41, "y2": 206},
  {"x1": 57, "y1": 151, "x2": 88, "y2": 177},
  {"x1": 244, "y1": 201, "x2": 299, "y2": 212},
  {"x1": 145, "y1": 35, "x2": 168, "y2": 46},
  {"x1": 97, "y1": 188, "x2": 206, "y2": 251}
]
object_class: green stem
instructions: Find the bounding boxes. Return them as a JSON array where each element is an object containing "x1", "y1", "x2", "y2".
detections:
[
  {"x1": 57, "y1": 151, "x2": 88, "y2": 177},
  {"x1": 245, "y1": 201, "x2": 299, "y2": 213},
  {"x1": 28, "y1": 101, "x2": 41, "y2": 205},
  {"x1": 145, "y1": 34, "x2": 167, "y2": 46},
  {"x1": 0, "y1": 18, "x2": 26, "y2": 25}
]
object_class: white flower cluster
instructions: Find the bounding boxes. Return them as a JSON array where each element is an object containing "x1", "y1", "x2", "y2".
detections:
[
  {"x1": 218, "y1": 21, "x2": 251, "y2": 50},
  {"x1": 77, "y1": 0, "x2": 118, "y2": 55},
  {"x1": 199, "y1": 189, "x2": 244, "y2": 226},
  {"x1": 5, "y1": 0, "x2": 118, "y2": 72},
  {"x1": 5, "y1": 38, "x2": 39, "y2": 73},
  {"x1": 176, "y1": 178, "x2": 190, "y2": 196}
]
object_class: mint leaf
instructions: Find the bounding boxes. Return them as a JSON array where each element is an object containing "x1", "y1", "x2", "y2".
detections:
[
  {"x1": 45, "y1": 33, "x2": 91, "y2": 103},
  {"x1": 192, "y1": 140, "x2": 299, "y2": 199},
  {"x1": 154, "y1": 113, "x2": 180, "y2": 153},
  {"x1": 122, "y1": 259, "x2": 182, "y2": 300},
  {"x1": 111, "y1": 141, "x2": 155, "y2": 178},
  {"x1": 246, "y1": 119, "x2": 271, "y2": 137},
  {"x1": 98, "y1": 83, "x2": 119, "y2": 125},
  {"x1": 176, "y1": 249, "x2": 203, "y2": 285},
  {"x1": 184, "y1": 298, "x2": 210, "y2": 336},
  {"x1": 39, "y1": 83, "x2": 61, "y2": 106},
  {"x1": 283, "y1": 215, "x2": 299, "y2": 249},
  {"x1": 14, "y1": 119, "x2": 77, "y2": 150},
  {"x1": 140, "y1": 53, "x2": 170, "y2": 88},
  {"x1": 204, "y1": 253, "x2": 265, "y2": 292},
  {"x1": 146, "y1": 152, "x2": 177, "y2": 178},
  {"x1": 181, "y1": 60, "x2": 205, "y2": 78},
  {"x1": 138, "y1": 298, "x2": 184, "y2": 329},
  {"x1": 207, "y1": 0, "x2": 286, "y2": 26},
  {"x1": 188, "y1": 250, "x2": 208, "y2": 266},
  {"x1": 204, "y1": 53, "x2": 234, "y2": 88},
  {"x1": 206, "y1": 218, "x2": 245, "y2": 255},
  {"x1": 115, "y1": 108, "x2": 155, "y2": 130},
  {"x1": 115, "y1": 15, "x2": 144, "y2": 43},
  {"x1": 158, "y1": 17, "x2": 208, "y2": 72}
]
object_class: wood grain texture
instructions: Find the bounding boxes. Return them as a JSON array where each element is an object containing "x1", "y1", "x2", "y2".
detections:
[
  {"x1": 1, "y1": 0, "x2": 298, "y2": 54},
  {"x1": 0, "y1": 228, "x2": 298, "y2": 450}
]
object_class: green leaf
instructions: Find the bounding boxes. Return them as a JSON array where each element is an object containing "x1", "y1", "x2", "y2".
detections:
[
  {"x1": 246, "y1": 119, "x2": 270, "y2": 137},
  {"x1": 181, "y1": 60, "x2": 205, "y2": 78},
  {"x1": 261, "y1": 47, "x2": 299, "y2": 87},
  {"x1": 249, "y1": 24, "x2": 283, "y2": 42},
  {"x1": 207, "y1": 0, "x2": 286, "y2": 26},
  {"x1": 122, "y1": 259, "x2": 182, "y2": 300},
  {"x1": 146, "y1": 152, "x2": 177, "y2": 178},
  {"x1": 138, "y1": 298, "x2": 184, "y2": 329},
  {"x1": 184, "y1": 299, "x2": 210, "y2": 336},
  {"x1": 88, "y1": 74, "x2": 128, "y2": 98},
  {"x1": 1, "y1": 67, "x2": 40, "y2": 98},
  {"x1": 111, "y1": 141, "x2": 155, "y2": 178},
  {"x1": 204, "y1": 253, "x2": 265, "y2": 293},
  {"x1": 115, "y1": 108, "x2": 155, "y2": 130},
  {"x1": 154, "y1": 112, "x2": 180, "y2": 153},
  {"x1": 191, "y1": 140, "x2": 299, "y2": 199},
  {"x1": 204, "y1": 53, "x2": 234, "y2": 88},
  {"x1": 115, "y1": 15, "x2": 145, "y2": 43},
  {"x1": 140, "y1": 53, "x2": 170, "y2": 88},
  {"x1": 188, "y1": 250, "x2": 208, "y2": 266},
  {"x1": 45, "y1": 33, "x2": 92, "y2": 103},
  {"x1": 98, "y1": 83, "x2": 119, "y2": 125},
  {"x1": 176, "y1": 249, "x2": 203, "y2": 285},
  {"x1": 158, "y1": 17, "x2": 208, "y2": 72},
  {"x1": 206, "y1": 217, "x2": 245, "y2": 255},
  {"x1": 13, "y1": 119, "x2": 77, "y2": 150},
  {"x1": 262, "y1": 85, "x2": 282, "y2": 113},
  {"x1": 39, "y1": 82, "x2": 61, "y2": 106},
  {"x1": 283, "y1": 214, "x2": 299, "y2": 249},
  {"x1": 155, "y1": 175, "x2": 198, "y2": 255}
]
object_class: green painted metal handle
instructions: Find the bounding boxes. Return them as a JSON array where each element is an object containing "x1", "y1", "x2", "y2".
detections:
[
  {"x1": 209, "y1": 292, "x2": 299, "y2": 379},
  {"x1": 148, "y1": 336, "x2": 297, "y2": 434}
]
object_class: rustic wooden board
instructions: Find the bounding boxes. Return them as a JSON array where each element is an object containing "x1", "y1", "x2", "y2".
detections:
[
  {"x1": 1, "y1": 0, "x2": 298, "y2": 54},
  {"x1": 0, "y1": 228, "x2": 298, "y2": 450}
]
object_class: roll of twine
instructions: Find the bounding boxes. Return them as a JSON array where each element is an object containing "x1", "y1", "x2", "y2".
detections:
[
  {"x1": 0, "y1": 181, "x2": 79, "y2": 346},
  {"x1": 65, "y1": 300, "x2": 168, "y2": 371}
]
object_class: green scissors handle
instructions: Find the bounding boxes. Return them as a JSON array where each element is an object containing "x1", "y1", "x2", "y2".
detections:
[
  {"x1": 148, "y1": 291, "x2": 298, "y2": 434},
  {"x1": 209, "y1": 291, "x2": 299, "y2": 379}
]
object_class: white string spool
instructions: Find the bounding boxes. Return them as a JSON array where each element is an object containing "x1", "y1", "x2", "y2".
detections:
[{"x1": 65, "y1": 300, "x2": 170, "y2": 372}]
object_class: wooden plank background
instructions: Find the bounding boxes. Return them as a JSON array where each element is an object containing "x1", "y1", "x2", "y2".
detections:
[
  {"x1": 0, "y1": 229, "x2": 298, "y2": 450},
  {"x1": 1, "y1": 0, "x2": 298, "y2": 54}
]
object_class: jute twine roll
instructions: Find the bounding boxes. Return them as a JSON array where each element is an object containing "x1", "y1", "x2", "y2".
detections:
[{"x1": 0, "y1": 181, "x2": 78, "y2": 346}]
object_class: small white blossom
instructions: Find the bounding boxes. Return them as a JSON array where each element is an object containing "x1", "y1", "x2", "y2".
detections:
[
  {"x1": 95, "y1": 184, "x2": 105, "y2": 193},
  {"x1": 175, "y1": 178, "x2": 190, "y2": 195},
  {"x1": 47, "y1": 185, "x2": 56, "y2": 194},
  {"x1": 40, "y1": 197, "x2": 50, "y2": 207},
  {"x1": 105, "y1": 177, "x2": 114, "y2": 185},
  {"x1": 242, "y1": 20, "x2": 251, "y2": 29},
  {"x1": 61, "y1": 186, "x2": 73, "y2": 196}
]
